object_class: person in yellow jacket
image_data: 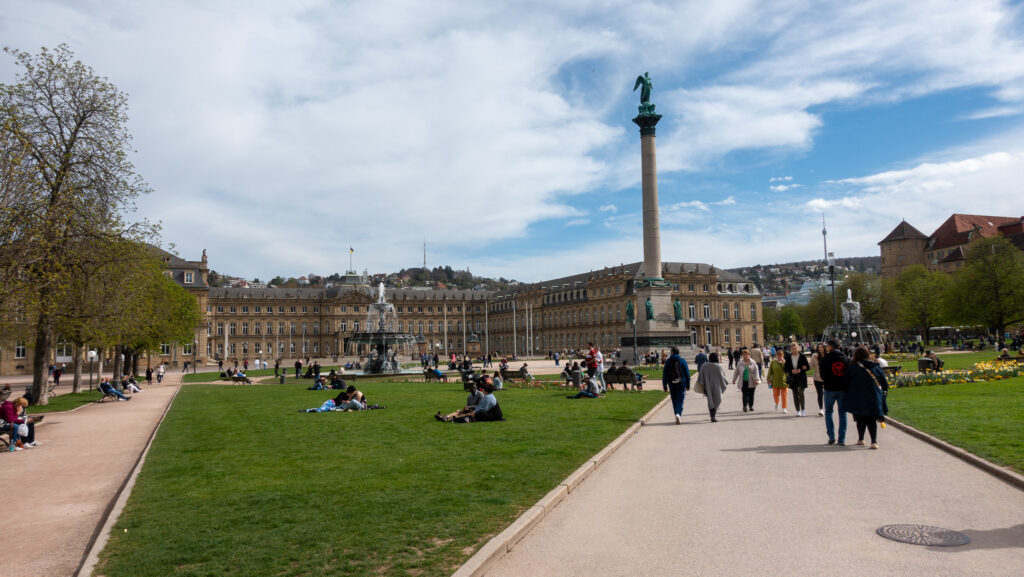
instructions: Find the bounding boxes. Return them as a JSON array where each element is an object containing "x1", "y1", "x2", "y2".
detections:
[{"x1": 766, "y1": 349, "x2": 790, "y2": 414}]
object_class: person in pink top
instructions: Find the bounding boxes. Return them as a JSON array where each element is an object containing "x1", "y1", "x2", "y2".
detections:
[{"x1": 2, "y1": 397, "x2": 39, "y2": 451}]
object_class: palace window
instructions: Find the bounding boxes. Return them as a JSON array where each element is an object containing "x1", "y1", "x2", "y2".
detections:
[
  {"x1": 241, "y1": 322, "x2": 249, "y2": 335},
  {"x1": 216, "y1": 323, "x2": 224, "y2": 335},
  {"x1": 750, "y1": 304, "x2": 757, "y2": 321},
  {"x1": 339, "y1": 321, "x2": 347, "y2": 332},
  {"x1": 278, "y1": 322, "x2": 285, "y2": 335},
  {"x1": 722, "y1": 304, "x2": 729, "y2": 320},
  {"x1": 290, "y1": 306, "x2": 296, "y2": 313},
  {"x1": 242, "y1": 306, "x2": 249, "y2": 313},
  {"x1": 290, "y1": 323, "x2": 296, "y2": 335},
  {"x1": 185, "y1": 272, "x2": 194, "y2": 284},
  {"x1": 255, "y1": 306, "x2": 261, "y2": 313},
  {"x1": 229, "y1": 322, "x2": 236, "y2": 335},
  {"x1": 688, "y1": 303, "x2": 696, "y2": 320},
  {"x1": 703, "y1": 303, "x2": 711, "y2": 321},
  {"x1": 230, "y1": 306, "x2": 236, "y2": 313},
  {"x1": 217, "y1": 306, "x2": 224, "y2": 313},
  {"x1": 734, "y1": 303, "x2": 741, "y2": 320}
]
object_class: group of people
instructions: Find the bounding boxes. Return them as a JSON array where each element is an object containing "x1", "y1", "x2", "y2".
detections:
[
  {"x1": 665, "y1": 341, "x2": 890, "y2": 448},
  {"x1": 434, "y1": 380, "x2": 503, "y2": 423}
]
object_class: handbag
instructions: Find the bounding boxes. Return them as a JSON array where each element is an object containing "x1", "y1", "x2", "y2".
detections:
[
  {"x1": 693, "y1": 378, "x2": 705, "y2": 396},
  {"x1": 17, "y1": 423, "x2": 29, "y2": 436}
]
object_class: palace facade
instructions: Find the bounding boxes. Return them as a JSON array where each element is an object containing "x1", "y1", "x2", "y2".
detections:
[{"x1": 0, "y1": 250, "x2": 762, "y2": 375}]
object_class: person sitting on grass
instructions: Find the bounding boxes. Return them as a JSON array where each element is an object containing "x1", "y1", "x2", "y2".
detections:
[
  {"x1": 490, "y1": 371, "x2": 502, "y2": 390},
  {"x1": 333, "y1": 385, "x2": 366, "y2": 411},
  {"x1": 566, "y1": 376, "x2": 601, "y2": 399},
  {"x1": 436, "y1": 382, "x2": 484, "y2": 422},
  {"x1": 100, "y1": 377, "x2": 131, "y2": 401},
  {"x1": 308, "y1": 376, "x2": 329, "y2": 390},
  {"x1": 449, "y1": 381, "x2": 503, "y2": 423}
]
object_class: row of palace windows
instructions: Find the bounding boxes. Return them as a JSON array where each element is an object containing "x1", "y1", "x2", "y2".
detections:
[
  {"x1": 210, "y1": 319, "x2": 480, "y2": 336},
  {"x1": 209, "y1": 304, "x2": 483, "y2": 315}
]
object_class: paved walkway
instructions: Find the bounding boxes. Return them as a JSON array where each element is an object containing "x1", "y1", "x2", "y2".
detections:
[
  {"x1": 0, "y1": 373, "x2": 182, "y2": 577},
  {"x1": 485, "y1": 384, "x2": 1024, "y2": 577}
]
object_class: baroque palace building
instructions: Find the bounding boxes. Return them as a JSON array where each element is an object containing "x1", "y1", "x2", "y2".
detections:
[{"x1": 0, "y1": 249, "x2": 762, "y2": 374}]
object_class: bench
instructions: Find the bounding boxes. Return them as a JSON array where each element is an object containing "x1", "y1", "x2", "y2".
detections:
[
  {"x1": 500, "y1": 369, "x2": 529, "y2": 382},
  {"x1": 424, "y1": 369, "x2": 448, "y2": 382},
  {"x1": 604, "y1": 371, "x2": 644, "y2": 389},
  {"x1": 97, "y1": 389, "x2": 123, "y2": 402},
  {"x1": 881, "y1": 366, "x2": 901, "y2": 378},
  {"x1": 229, "y1": 375, "x2": 253, "y2": 385}
]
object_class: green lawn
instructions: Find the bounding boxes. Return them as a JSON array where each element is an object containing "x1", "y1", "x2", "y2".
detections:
[
  {"x1": 888, "y1": 376, "x2": 1024, "y2": 473},
  {"x1": 884, "y1": 351, "x2": 997, "y2": 371},
  {"x1": 97, "y1": 381, "x2": 663, "y2": 577},
  {"x1": 27, "y1": 390, "x2": 106, "y2": 414}
]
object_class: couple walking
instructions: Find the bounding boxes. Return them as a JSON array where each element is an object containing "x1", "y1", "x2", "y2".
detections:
[{"x1": 661, "y1": 347, "x2": 730, "y2": 424}]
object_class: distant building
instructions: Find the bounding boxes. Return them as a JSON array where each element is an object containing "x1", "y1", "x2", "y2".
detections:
[{"x1": 879, "y1": 214, "x2": 1024, "y2": 278}]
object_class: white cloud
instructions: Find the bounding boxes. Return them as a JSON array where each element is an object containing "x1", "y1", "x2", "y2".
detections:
[
  {"x1": 770, "y1": 184, "x2": 801, "y2": 192},
  {"x1": 598, "y1": 204, "x2": 618, "y2": 212},
  {"x1": 713, "y1": 196, "x2": 737, "y2": 205},
  {"x1": 567, "y1": 218, "x2": 590, "y2": 226},
  {"x1": 769, "y1": 176, "x2": 793, "y2": 182},
  {"x1": 668, "y1": 200, "x2": 710, "y2": 211}
]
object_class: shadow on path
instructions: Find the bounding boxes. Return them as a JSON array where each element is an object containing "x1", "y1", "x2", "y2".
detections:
[
  {"x1": 722, "y1": 443, "x2": 843, "y2": 454},
  {"x1": 929, "y1": 523, "x2": 1024, "y2": 552}
]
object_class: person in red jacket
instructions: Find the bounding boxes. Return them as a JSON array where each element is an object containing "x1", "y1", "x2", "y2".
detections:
[{"x1": 2, "y1": 397, "x2": 38, "y2": 451}]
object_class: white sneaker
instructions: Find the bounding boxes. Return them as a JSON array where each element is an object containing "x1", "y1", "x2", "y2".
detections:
[
  {"x1": 774, "y1": 403, "x2": 779, "y2": 412},
  {"x1": 818, "y1": 409, "x2": 825, "y2": 416},
  {"x1": 783, "y1": 408, "x2": 788, "y2": 414},
  {"x1": 11, "y1": 445, "x2": 23, "y2": 451},
  {"x1": 24, "y1": 442, "x2": 36, "y2": 448},
  {"x1": 674, "y1": 414, "x2": 681, "y2": 425}
]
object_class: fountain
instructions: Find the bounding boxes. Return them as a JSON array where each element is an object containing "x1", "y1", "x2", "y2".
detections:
[
  {"x1": 345, "y1": 282, "x2": 418, "y2": 374},
  {"x1": 821, "y1": 289, "x2": 885, "y2": 346}
]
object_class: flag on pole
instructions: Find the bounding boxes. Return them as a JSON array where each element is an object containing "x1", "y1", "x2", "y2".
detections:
[{"x1": 349, "y1": 247, "x2": 354, "y2": 254}]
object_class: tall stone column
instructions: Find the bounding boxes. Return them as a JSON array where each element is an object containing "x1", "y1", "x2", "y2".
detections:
[
  {"x1": 620, "y1": 72, "x2": 692, "y2": 362},
  {"x1": 634, "y1": 114, "x2": 663, "y2": 280}
]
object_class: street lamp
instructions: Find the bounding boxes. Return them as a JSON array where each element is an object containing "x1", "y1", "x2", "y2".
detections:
[{"x1": 87, "y1": 349, "x2": 97, "y2": 391}]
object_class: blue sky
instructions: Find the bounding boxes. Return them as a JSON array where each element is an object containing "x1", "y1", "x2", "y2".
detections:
[{"x1": 2, "y1": 0, "x2": 1023, "y2": 282}]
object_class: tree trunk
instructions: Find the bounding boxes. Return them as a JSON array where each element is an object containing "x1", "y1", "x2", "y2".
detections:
[
  {"x1": 31, "y1": 315, "x2": 52, "y2": 406},
  {"x1": 113, "y1": 344, "x2": 123, "y2": 382},
  {"x1": 72, "y1": 343, "x2": 84, "y2": 393}
]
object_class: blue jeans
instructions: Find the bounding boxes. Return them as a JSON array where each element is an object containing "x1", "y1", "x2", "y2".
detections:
[
  {"x1": 668, "y1": 382, "x2": 687, "y2": 416},
  {"x1": 824, "y1": 389, "x2": 847, "y2": 443}
]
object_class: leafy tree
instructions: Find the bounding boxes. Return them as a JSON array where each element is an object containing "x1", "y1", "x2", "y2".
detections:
[
  {"x1": 778, "y1": 307, "x2": 805, "y2": 339},
  {"x1": 1, "y1": 44, "x2": 152, "y2": 404},
  {"x1": 945, "y1": 237, "x2": 1024, "y2": 336},
  {"x1": 761, "y1": 306, "x2": 781, "y2": 341},
  {"x1": 892, "y1": 265, "x2": 950, "y2": 344}
]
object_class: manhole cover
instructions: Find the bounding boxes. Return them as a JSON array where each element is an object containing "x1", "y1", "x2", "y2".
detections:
[{"x1": 876, "y1": 524, "x2": 970, "y2": 547}]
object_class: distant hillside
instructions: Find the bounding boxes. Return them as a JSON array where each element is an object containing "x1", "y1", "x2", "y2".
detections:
[{"x1": 727, "y1": 256, "x2": 880, "y2": 294}]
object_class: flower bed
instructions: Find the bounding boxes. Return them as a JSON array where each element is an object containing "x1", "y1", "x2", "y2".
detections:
[{"x1": 891, "y1": 361, "x2": 1024, "y2": 388}]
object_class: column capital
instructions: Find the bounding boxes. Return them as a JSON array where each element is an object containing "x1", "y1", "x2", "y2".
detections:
[{"x1": 632, "y1": 111, "x2": 662, "y2": 136}]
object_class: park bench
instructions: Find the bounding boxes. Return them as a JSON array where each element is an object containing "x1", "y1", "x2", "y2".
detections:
[
  {"x1": 500, "y1": 368, "x2": 529, "y2": 382},
  {"x1": 604, "y1": 371, "x2": 644, "y2": 389},
  {"x1": 97, "y1": 389, "x2": 121, "y2": 402},
  {"x1": 424, "y1": 369, "x2": 448, "y2": 382},
  {"x1": 229, "y1": 375, "x2": 253, "y2": 385}
]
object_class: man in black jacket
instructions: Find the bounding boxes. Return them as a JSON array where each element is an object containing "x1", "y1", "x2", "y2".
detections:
[{"x1": 821, "y1": 340, "x2": 849, "y2": 445}]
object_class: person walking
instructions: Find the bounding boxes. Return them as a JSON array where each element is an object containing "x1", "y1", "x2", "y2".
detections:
[
  {"x1": 844, "y1": 346, "x2": 889, "y2": 449},
  {"x1": 156, "y1": 363, "x2": 165, "y2": 384},
  {"x1": 732, "y1": 349, "x2": 761, "y2": 413},
  {"x1": 809, "y1": 343, "x2": 827, "y2": 416},
  {"x1": 694, "y1": 347, "x2": 708, "y2": 373},
  {"x1": 294, "y1": 359, "x2": 302, "y2": 379},
  {"x1": 145, "y1": 366, "x2": 154, "y2": 386},
  {"x1": 695, "y1": 352, "x2": 728, "y2": 422},
  {"x1": 821, "y1": 339, "x2": 849, "y2": 445},
  {"x1": 765, "y1": 349, "x2": 789, "y2": 414},
  {"x1": 662, "y1": 346, "x2": 690, "y2": 425},
  {"x1": 750, "y1": 345, "x2": 764, "y2": 372},
  {"x1": 785, "y1": 343, "x2": 811, "y2": 416}
]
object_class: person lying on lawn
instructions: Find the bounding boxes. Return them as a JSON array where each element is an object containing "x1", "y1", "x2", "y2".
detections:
[
  {"x1": 448, "y1": 381, "x2": 503, "y2": 423},
  {"x1": 436, "y1": 382, "x2": 484, "y2": 422},
  {"x1": 333, "y1": 385, "x2": 365, "y2": 411}
]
